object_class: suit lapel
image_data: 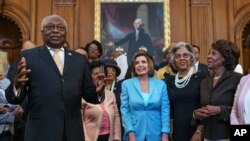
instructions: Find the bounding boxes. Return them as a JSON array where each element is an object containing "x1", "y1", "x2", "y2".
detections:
[
  {"x1": 132, "y1": 78, "x2": 144, "y2": 100},
  {"x1": 148, "y1": 78, "x2": 154, "y2": 102},
  {"x1": 63, "y1": 49, "x2": 73, "y2": 76},
  {"x1": 38, "y1": 46, "x2": 61, "y2": 75},
  {"x1": 133, "y1": 77, "x2": 154, "y2": 107},
  {"x1": 212, "y1": 70, "x2": 231, "y2": 91}
]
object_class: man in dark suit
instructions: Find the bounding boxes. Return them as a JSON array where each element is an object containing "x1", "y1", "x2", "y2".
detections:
[
  {"x1": 5, "y1": 15, "x2": 105, "y2": 141},
  {"x1": 192, "y1": 44, "x2": 209, "y2": 75},
  {"x1": 106, "y1": 18, "x2": 153, "y2": 65}
]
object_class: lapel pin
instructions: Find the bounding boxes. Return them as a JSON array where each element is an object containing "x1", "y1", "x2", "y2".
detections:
[{"x1": 68, "y1": 53, "x2": 72, "y2": 56}]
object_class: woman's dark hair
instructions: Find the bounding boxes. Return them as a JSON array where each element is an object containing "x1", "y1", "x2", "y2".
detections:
[
  {"x1": 85, "y1": 40, "x2": 103, "y2": 58},
  {"x1": 89, "y1": 61, "x2": 106, "y2": 75},
  {"x1": 131, "y1": 50, "x2": 155, "y2": 77},
  {"x1": 211, "y1": 39, "x2": 238, "y2": 70}
]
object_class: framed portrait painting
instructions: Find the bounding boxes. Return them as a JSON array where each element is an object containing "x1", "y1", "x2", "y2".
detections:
[{"x1": 95, "y1": 0, "x2": 170, "y2": 65}]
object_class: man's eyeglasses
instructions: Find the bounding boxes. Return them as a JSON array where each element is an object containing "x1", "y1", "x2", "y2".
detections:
[
  {"x1": 175, "y1": 53, "x2": 190, "y2": 59},
  {"x1": 44, "y1": 24, "x2": 66, "y2": 31}
]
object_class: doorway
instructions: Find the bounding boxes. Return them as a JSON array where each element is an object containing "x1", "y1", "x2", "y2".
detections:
[{"x1": 0, "y1": 15, "x2": 22, "y2": 64}]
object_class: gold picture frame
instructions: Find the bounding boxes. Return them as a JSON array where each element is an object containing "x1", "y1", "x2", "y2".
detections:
[{"x1": 94, "y1": 0, "x2": 170, "y2": 64}]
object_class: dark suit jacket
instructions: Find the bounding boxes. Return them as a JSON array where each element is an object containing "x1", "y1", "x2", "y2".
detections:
[
  {"x1": 114, "y1": 29, "x2": 153, "y2": 65},
  {"x1": 199, "y1": 70, "x2": 242, "y2": 140},
  {"x1": 6, "y1": 46, "x2": 99, "y2": 141},
  {"x1": 198, "y1": 63, "x2": 209, "y2": 75}
]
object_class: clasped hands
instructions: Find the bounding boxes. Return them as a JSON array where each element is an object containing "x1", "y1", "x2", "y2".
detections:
[
  {"x1": 194, "y1": 105, "x2": 221, "y2": 120},
  {"x1": 0, "y1": 104, "x2": 24, "y2": 120}
]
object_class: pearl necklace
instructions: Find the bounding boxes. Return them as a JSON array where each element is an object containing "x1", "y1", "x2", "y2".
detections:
[{"x1": 175, "y1": 68, "x2": 194, "y2": 88}]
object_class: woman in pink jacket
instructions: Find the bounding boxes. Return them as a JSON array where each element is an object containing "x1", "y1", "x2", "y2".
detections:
[
  {"x1": 81, "y1": 61, "x2": 121, "y2": 141},
  {"x1": 231, "y1": 74, "x2": 250, "y2": 125}
]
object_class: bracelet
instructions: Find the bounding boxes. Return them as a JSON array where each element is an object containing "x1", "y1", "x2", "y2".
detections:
[
  {"x1": 195, "y1": 129, "x2": 202, "y2": 134},
  {"x1": 193, "y1": 111, "x2": 198, "y2": 119}
]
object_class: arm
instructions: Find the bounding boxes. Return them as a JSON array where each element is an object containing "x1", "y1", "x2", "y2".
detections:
[
  {"x1": 161, "y1": 83, "x2": 170, "y2": 134},
  {"x1": 120, "y1": 81, "x2": 135, "y2": 136},
  {"x1": 114, "y1": 34, "x2": 131, "y2": 47},
  {"x1": 81, "y1": 57, "x2": 99, "y2": 104},
  {"x1": 191, "y1": 124, "x2": 204, "y2": 141},
  {"x1": 161, "y1": 83, "x2": 170, "y2": 141},
  {"x1": 0, "y1": 112, "x2": 15, "y2": 124},
  {"x1": 230, "y1": 77, "x2": 245, "y2": 125},
  {"x1": 112, "y1": 92, "x2": 121, "y2": 141},
  {"x1": 5, "y1": 57, "x2": 30, "y2": 104},
  {"x1": 200, "y1": 104, "x2": 233, "y2": 122}
]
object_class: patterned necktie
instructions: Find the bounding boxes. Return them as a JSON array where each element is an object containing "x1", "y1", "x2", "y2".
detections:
[{"x1": 52, "y1": 49, "x2": 63, "y2": 74}]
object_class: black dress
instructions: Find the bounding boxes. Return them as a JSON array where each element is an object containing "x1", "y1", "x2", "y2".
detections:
[{"x1": 165, "y1": 72, "x2": 206, "y2": 141}]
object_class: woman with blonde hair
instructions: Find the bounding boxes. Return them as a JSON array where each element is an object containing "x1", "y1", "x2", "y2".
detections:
[{"x1": 121, "y1": 50, "x2": 170, "y2": 141}]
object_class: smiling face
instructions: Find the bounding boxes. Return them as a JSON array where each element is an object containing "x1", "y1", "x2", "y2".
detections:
[
  {"x1": 41, "y1": 15, "x2": 66, "y2": 49},
  {"x1": 134, "y1": 55, "x2": 149, "y2": 76},
  {"x1": 106, "y1": 66, "x2": 117, "y2": 81},
  {"x1": 174, "y1": 47, "x2": 192, "y2": 72},
  {"x1": 207, "y1": 49, "x2": 225, "y2": 71}
]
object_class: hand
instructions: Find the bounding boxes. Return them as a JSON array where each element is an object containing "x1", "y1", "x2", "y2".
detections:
[
  {"x1": 14, "y1": 57, "x2": 31, "y2": 89},
  {"x1": 0, "y1": 104, "x2": 8, "y2": 113},
  {"x1": 96, "y1": 73, "x2": 106, "y2": 93},
  {"x1": 128, "y1": 132, "x2": 136, "y2": 141},
  {"x1": 191, "y1": 132, "x2": 202, "y2": 141},
  {"x1": 194, "y1": 108, "x2": 209, "y2": 120},
  {"x1": 162, "y1": 133, "x2": 169, "y2": 141},
  {"x1": 204, "y1": 105, "x2": 221, "y2": 116},
  {"x1": 106, "y1": 41, "x2": 114, "y2": 47},
  {"x1": 13, "y1": 106, "x2": 24, "y2": 120},
  {"x1": 169, "y1": 132, "x2": 173, "y2": 141}
]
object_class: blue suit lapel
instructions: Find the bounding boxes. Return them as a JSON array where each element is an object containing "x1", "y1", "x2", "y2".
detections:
[
  {"x1": 132, "y1": 78, "x2": 143, "y2": 98},
  {"x1": 148, "y1": 78, "x2": 155, "y2": 102},
  {"x1": 132, "y1": 77, "x2": 155, "y2": 107}
]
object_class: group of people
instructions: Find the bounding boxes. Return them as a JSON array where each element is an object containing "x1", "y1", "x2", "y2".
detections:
[{"x1": 1, "y1": 14, "x2": 250, "y2": 141}]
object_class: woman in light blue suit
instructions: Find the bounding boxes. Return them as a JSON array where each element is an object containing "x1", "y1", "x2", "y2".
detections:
[{"x1": 120, "y1": 50, "x2": 170, "y2": 141}]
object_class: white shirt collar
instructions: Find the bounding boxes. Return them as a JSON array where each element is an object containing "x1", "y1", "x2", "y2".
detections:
[{"x1": 46, "y1": 46, "x2": 64, "y2": 52}]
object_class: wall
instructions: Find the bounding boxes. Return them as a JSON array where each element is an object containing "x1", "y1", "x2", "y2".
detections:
[{"x1": 2, "y1": 0, "x2": 250, "y2": 71}]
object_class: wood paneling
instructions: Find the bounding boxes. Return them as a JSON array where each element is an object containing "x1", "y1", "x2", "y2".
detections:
[
  {"x1": 190, "y1": 0, "x2": 212, "y2": 64},
  {"x1": 79, "y1": 0, "x2": 95, "y2": 48},
  {"x1": 2, "y1": 0, "x2": 250, "y2": 71},
  {"x1": 170, "y1": 0, "x2": 190, "y2": 42},
  {"x1": 212, "y1": 0, "x2": 228, "y2": 40}
]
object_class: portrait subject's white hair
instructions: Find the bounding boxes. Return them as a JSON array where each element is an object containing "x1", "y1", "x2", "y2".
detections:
[
  {"x1": 41, "y1": 14, "x2": 68, "y2": 31},
  {"x1": 134, "y1": 18, "x2": 143, "y2": 24}
]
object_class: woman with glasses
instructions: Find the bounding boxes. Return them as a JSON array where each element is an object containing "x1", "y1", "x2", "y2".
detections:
[
  {"x1": 164, "y1": 42, "x2": 207, "y2": 141},
  {"x1": 192, "y1": 40, "x2": 242, "y2": 141},
  {"x1": 85, "y1": 40, "x2": 103, "y2": 62}
]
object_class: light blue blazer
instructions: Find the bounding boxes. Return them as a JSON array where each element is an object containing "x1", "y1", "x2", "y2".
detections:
[{"x1": 120, "y1": 77, "x2": 170, "y2": 141}]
